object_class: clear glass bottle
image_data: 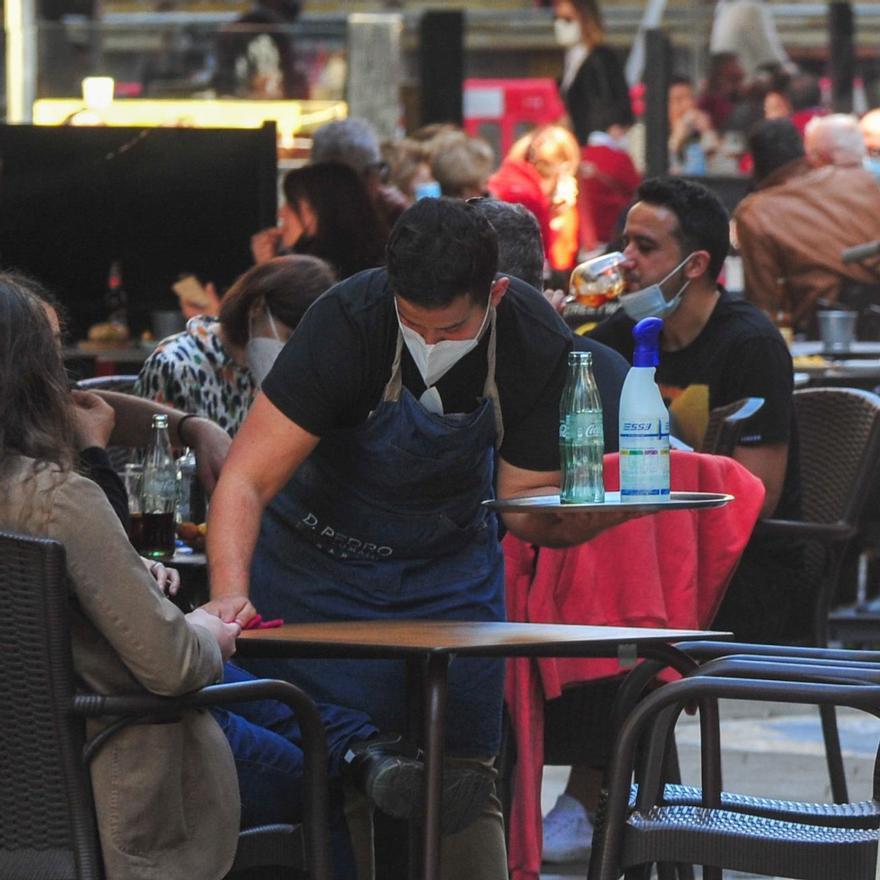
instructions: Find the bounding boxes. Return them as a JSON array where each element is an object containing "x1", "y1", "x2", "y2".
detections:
[
  {"x1": 559, "y1": 350, "x2": 605, "y2": 503},
  {"x1": 175, "y1": 447, "x2": 197, "y2": 525},
  {"x1": 140, "y1": 414, "x2": 177, "y2": 559}
]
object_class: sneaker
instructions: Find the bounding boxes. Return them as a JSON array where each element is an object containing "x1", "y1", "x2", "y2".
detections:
[
  {"x1": 343, "y1": 734, "x2": 496, "y2": 834},
  {"x1": 542, "y1": 793, "x2": 593, "y2": 863}
]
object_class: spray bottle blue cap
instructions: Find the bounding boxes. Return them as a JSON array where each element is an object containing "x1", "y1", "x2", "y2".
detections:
[{"x1": 632, "y1": 317, "x2": 663, "y2": 367}]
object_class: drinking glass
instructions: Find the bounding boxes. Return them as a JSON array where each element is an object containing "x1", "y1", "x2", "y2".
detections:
[{"x1": 567, "y1": 252, "x2": 627, "y2": 309}]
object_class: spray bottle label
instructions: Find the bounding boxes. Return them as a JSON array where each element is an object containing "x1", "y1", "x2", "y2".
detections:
[{"x1": 620, "y1": 417, "x2": 670, "y2": 498}]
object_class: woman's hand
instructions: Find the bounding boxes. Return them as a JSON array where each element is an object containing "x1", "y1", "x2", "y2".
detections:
[
  {"x1": 141, "y1": 556, "x2": 181, "y2": 597},
  {"x1": 250, "y1": 227, "x2": 283, "y2": 265},
  {"x1": 70, "y1": 390, "x2": 116, "y2": 450}
]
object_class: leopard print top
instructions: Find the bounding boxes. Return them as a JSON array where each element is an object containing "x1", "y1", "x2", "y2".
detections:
[{"x1": 135, "y1": 316, "x2": 255, "y2": 436}]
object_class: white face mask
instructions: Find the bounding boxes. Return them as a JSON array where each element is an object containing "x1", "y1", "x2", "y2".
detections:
[
  {"x1": 245, "y1": 307, "x2": 285, "y2": 387},
  {"x1": 621, "y1": 254, "x2": 695, "y2": 322},
  {"x1": 396, "y1": 298, "x2": 491, "y2": 389},
  {"x1": 554, "y1": 17, "x2": 582, "y2": 48}
]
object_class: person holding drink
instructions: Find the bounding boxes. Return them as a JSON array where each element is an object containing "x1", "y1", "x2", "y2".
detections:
[{"x1": 205, "y1": 198, "x2": 640, "y2": 878}]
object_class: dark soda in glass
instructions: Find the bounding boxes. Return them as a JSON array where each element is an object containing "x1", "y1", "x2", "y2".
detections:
[{"x1": 129, "y1": 512, "x2": 175, "y2": 559}]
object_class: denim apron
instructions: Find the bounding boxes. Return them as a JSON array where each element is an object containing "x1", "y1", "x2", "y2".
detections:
[{"x1": 248, "y1": 311, "x2": 506, "y2": 756}]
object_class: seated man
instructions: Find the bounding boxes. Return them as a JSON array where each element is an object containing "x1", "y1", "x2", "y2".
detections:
[
  {"x1": 734, "y1": 117, "x2": 880, "y2": 336},
  {"x1": 533, "y1": 176, "x2": 803, "y2": 863}
]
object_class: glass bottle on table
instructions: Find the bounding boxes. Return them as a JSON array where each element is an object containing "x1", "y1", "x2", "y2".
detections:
[
  {"x1": 139, "y1": 414, "x2": 177, "y2": 559},
  {"x1": 559, "y1": 350, "x2": 605, "y2": 503}
]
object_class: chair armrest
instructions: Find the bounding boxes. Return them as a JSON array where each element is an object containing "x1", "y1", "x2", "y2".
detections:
[
  {"x1": 753, "y1": 517, "x2": 854, "y2": 543},
  {"x1": 73, "y1": 679, "x2": 331, "y2": 880},
  {"x1": 694, "y1": 655, "x2": 880, "y2": 685},
  {"x1": 675, "y1": 640, "x2": 880, "y2": 664}
]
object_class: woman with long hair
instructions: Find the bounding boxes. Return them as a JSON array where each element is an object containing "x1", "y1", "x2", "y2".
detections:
[
  {"x1": 0, "y1": 273, "x2": 380, "y2": 880},
  {"x1": 251, "y1": 162, "x2": 387, "y2": 279}
]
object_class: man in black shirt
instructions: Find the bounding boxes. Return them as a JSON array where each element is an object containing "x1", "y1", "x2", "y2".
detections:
[
  {"x1": 534, "y1": 177, "x2": 803, "y2": 863},
  {"x1": 205, "y1": 198, "x2": 637, "y2": 878},
  {"x1": 591, "y1": 177, "x2": 802, "y2": 638}
]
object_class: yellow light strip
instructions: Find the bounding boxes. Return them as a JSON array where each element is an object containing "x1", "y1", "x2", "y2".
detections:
[{"x1": 31, "y1": 98, "x2": 347, "y2": 138}]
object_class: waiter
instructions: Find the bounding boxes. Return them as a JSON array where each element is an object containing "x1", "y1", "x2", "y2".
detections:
[{"x1": 206, "y1": 198, "x2": 631, "y2": 878}]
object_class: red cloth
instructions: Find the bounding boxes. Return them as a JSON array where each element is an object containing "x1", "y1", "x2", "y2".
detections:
[
  {"x1": 503, "y1": 450, "x2": 765, "y2": 880},
  {"x1": 488, "y1": 159, "x2": 553, "y2": 261},
  {"x1": 579, "y1": 144, "x2": 640, "y2": 245}
]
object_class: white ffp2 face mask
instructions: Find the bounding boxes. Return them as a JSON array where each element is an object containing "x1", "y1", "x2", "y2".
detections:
[
  {"x1": 246, "y1": 308, "x2": 285, "y2": 387},
  {"x1": 620, "y1": 254, "x2": 695, "y2": 322},
  {"x1": 554, "y1": 17, "x2": 582, "y2": 47},
  {"x1": 396, "y1": 299, "x2": 491, "y2": 389}
]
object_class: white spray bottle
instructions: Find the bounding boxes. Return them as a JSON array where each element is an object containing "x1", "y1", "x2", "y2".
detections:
[{"x1": 619, "y1": 317, "x2": 670, "y2": 502}]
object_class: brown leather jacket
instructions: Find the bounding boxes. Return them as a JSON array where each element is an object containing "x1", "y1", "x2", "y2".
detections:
[{"x1": 734, "y1": 159, "x2": 880, "y2": 333}]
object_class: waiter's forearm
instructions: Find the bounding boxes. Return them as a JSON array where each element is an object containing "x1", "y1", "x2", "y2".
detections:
[
  {"x1": 207, "y1": 472, "x2": 266, "y2": 600},
  {"x1": 502, "y1": 509, "x2": 636, "y2": 547}
]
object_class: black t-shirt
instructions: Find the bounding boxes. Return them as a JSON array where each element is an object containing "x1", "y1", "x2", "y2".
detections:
[
  {"x1": 590, "y1": 290, "x2": 800, "y2": 520},
  {"x1": 571, "y1": 333, "x2": 629, "y2": 453},
  {"x1": 263, "y1": 268, "x2": 575, "y2": 472}
]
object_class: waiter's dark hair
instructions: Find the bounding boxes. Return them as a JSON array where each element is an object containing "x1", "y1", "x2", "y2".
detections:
[
  {"x1": 636, "y1": 177, "x2": 730, "y2": 281},
  {"x1": 386, "y1": 197, "x2": 498, "y2": 307}
]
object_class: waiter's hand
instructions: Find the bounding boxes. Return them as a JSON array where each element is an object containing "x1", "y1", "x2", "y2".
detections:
[
  {"x1": 186, "y1": 607, "x2": 240, "y2": 660},
  {"x1": 202, "y1": 594, "x2": 258, "y2": 629}
]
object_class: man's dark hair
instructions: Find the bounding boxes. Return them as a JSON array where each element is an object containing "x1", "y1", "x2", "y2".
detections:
[
  {"x1": 636, "y1": 177, "x2": 730, "y2": 281},
  {"x1": 386, "y1": 197, "x2": 498, "y2": 307},
  {"x1": 749, "y1": 118, "x2": 805, "y2": 183},
  {"x1": 669, "y1": 75, "x2": 694, "y2": 89},
  {"x1": 468, "y1": 199, "x2": 543, "y2": 290}
]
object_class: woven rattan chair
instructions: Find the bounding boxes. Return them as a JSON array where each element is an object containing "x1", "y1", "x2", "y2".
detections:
[
  {"x1": 699, "y1": 397, "x2": 764, "y2": 456},
  {"x1": 752, "y1": 387, "x2": 880, "y2": 803},
  {"x1": 0, "y1": 530, "x2": 331, "y2": 880},
  {"x1": 589, "y1": 672, "x2": 880, "y2": 880}
]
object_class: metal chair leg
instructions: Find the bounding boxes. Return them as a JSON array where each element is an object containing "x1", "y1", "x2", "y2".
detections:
[{"x1": 820, "y1": 703, "x2": 849, "y2": 803}]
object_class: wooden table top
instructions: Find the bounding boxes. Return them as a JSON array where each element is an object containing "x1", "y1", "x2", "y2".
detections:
[{"x1": 237, "y1": 620, "x2": 727, "y2": 658}]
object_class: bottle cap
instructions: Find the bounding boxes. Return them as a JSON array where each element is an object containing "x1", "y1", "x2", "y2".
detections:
[
  {"x1": 151, "y1": 414, "x2": 169, "y2": 429},
  {"x1": 568, "y1": 350, "x2": 592, "y2": 367},
  {"x1": 632, "y1": 317, "x2": 663, "y2": 367}
]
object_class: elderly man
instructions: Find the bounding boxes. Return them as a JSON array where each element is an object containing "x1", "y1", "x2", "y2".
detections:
[
  {"x1": 734, "y1": 118, "x2": 880, "y2": 334},
  {"x1": 804, "y1": 113, "x2": 865, "y2": 168}
]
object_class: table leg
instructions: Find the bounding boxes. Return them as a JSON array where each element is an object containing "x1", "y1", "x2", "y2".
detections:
[
  {"x1": 422, "y1": 652, "x2": 450, "y2": 880},
  {"x1": 408, "y1": 658, "x2": 424, "y2": 880}
]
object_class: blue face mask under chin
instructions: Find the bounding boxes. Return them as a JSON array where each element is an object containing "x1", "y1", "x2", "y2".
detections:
[{"x1": 620, "y1": 254, "x2": 695, "y2": 322}]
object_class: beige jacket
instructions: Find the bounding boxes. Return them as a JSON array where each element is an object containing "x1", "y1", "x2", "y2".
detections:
[
  {"x1": 734, "y1": 160, "x2": 880, "y2": 333},
  {"x1": 1, "y1": 457, "x2": 239, "y2": 880}
]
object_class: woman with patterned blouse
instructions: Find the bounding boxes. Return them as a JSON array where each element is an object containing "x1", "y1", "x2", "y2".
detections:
[{"x1": 135, "y1": 255, "x2": 335, "y2": 435}]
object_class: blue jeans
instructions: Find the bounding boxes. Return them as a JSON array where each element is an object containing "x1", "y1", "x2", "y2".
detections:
[{"x1": 212, "y1": 663, "x2": 377, "y2": 880}]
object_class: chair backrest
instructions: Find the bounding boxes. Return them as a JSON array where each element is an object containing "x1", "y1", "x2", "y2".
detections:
[
  {"x1": 74, "y1": 375, "x2": 139, "y2": 394},
  {"x1": 794, "y1": 387, "x2": 880, "y2": 527},
  {"x1": 700, "y1": 397, "x2": 765, "y2": 456},
  {"x1": 0, "y1": 531, "x2": 103, "y2": 880}
]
